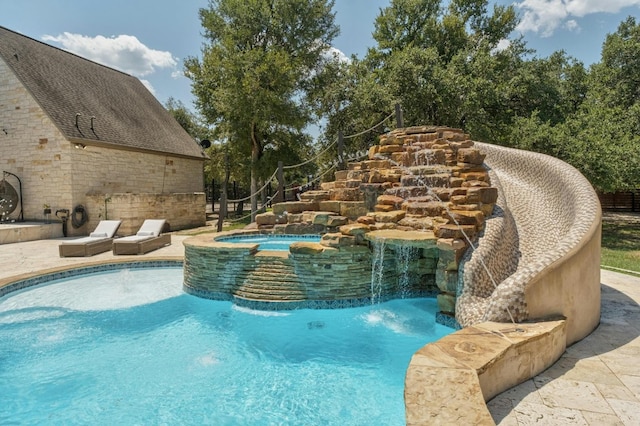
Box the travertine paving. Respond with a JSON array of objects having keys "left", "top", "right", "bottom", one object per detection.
[
  {"left": 488, "top": 269, "right": 640, "bottom": 425},
  {"left": 0, "top": 236, "right": 638, "bottom": 424}
]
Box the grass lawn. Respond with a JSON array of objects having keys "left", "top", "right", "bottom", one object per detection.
[{"left": 601, "top": 214, "right": 640, "bottom": 277}]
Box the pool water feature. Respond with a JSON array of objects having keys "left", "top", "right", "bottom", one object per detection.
[
  {"left": 0, "top": 267, "right": 452, "bottom": 425},
  {"left": 216, "top": 233, "right": 321, "bottom": 251}
]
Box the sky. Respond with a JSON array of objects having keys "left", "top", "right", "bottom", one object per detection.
[{"left": 2, "top": 0, "right": 640, "bottom": 115}]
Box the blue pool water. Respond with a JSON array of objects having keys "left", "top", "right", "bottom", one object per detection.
[
  {"left": 0, "top": 267, "right": 452, "bottom": 425},
  {"left": 217, "top": 234, "right": 322, "bottom": 251}
]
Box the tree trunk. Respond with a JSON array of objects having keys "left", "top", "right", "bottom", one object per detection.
[{"left": 250, "top": 123, "right": 260, "bottom": 222}]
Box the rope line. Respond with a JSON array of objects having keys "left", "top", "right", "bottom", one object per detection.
[
  {"left": 221, "top": 109, "right": 393, "bottom": 207},
  {"left": 226, "top": 169, "right": 278, "bottom": 203},
  {"left": 343, "top": 112, "right": 394, "bottom": 139},
  {"left": 282, "top": 137, "right": 338, "bottom": 170}
]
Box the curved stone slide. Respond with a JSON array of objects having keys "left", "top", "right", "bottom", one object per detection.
[
  {"left": 457, "top": 142, "right": 602, "bottom": 345},
  {"left": 405, "top": 142, "right": 602, "bottom": 425}
]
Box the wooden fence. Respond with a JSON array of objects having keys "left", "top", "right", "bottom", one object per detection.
[{"left": 598, "top": 190, "right": 640, "bottom": 212}]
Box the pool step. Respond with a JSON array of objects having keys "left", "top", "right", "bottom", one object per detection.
[{"left": 235, "top": 260, "right": 307, "bottom": 301}]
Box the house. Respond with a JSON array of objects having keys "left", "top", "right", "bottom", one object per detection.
[{"left": 0, "top": 26, "right": 207, "bottom": 236}]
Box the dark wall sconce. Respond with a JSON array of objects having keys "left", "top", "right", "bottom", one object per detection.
[{"left": 74, "top": 143, "right": 86, "bottom": 149}]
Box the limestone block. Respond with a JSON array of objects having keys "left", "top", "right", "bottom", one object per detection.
[
  {"left": 377, "top": 194, "right": 405, "bottom": 208},
  {"left": 397, "top": 216, "right": 438, "bottom": 230},
  {"left": 320, "top": 232, "right": 356, "bottom": 248},
  {"left": 413, "top": 149, "right": 446, "bottom": 166},
  {"left": 404, "top": 201, "right": 447, "bottom": 217},
  {"left": 457, "top": 148, "right": 486, "bottom": 165},
  {"left": 431, "top": 143, "right": 450, "bottom": 150},
  {"left": 340, "top": 223, "right": 371, "bottom": 236},
  {"left": 330, "top": 187, "right": 362, "bottom": 201},
  {"left": 309, "top": 211, "right": 338, "bottom": 225},
  {"left": 334, "top": 170, "right": 348, "bottom": 180},
  {"left": 462, "top": 179, "right": 490, "bottom": 188},
  {"left": 449, "top": 177, "right": 464, "bottom": 187},
  {"left": 443, "top": 209, "right": 485, "bottom": 227},
  {"left": 340, "top": 201, "right": 368, "bottom": 219},
  {"left": 401, "top": 173, "right": 451, "bottom": 188},
  {"left": 284, "top": 223, "right": 325, "bottom": 234},
  {"left": 345, "top": 179, "right": 361, "bottom": 188},
  {"left": 467, "top": 186, "right": 498, "bottom": 204},
  {"left": 372, "top": 210, "right": 406, "bottom": 223},
  {"left": 415, "top": 132, "right": 439, "bottom": 142},
  {"left": 286, "top": 213, "right": 304, "bottom": 223},
  {"left": 326, "top": 215, "right": 348, "bottom": 227},
  {"left": 480, "top": 203, "right": 495, "bottom": 217},
  {"left": 391, "top": 152, "right": 410, "bottom": 166},
  {"left": 363, "top": 159, "right": 392, "bottom": 169},
  {"left": 367, "top": 145, "right": 379, "bottom": 160},
  {"left": 290, "top": 242, "right": 325, "bottom": 254},
  {"left": 356, "top": 215, "right": 375, "bottom": 225},
  {"left": 449, "top": 140, "right": 474, "bottom": 150},
  {"left": 272, "top": 201, "right": 318, "bottom": 215},
  {"left": 318, "top": 200, "right": 341, "bottom": 213},
  {"left": 447, "top": 203, "right": 480, "bottom": 212},
  {"left": 434, "top": 223, "right": 476, "bottom": 240},
  {"left": 320, "top": 182, "right": 335, "bottom": 190},
  {"left": 375, "top": 204, "right": 394, "bottom": 212},
  {"left": 436, "top": 238, "right": 467, "bottom": 251},
  {"left": 438, "top": 248, "right": 465, "bottom": 271},
  {"left": 460, "top": 171, "right": 489, "bottom": 182},
  {"left": 441, "top": 129, "right": 467, "bottom": 141},
  {"left": 368, "top": 169, "right": 402, "bottom": 184},
  {"left": 299, "top": 190, "right": 330, "bottom": 202},
  {"left": 255, "top": 212, "right": 276, "bottom": 226},
  {"left": 437, "top": 292, "right": 457, "bottom": 313},
  {"left": 365, "top": 229, "right": 437, "bottom": 248}
]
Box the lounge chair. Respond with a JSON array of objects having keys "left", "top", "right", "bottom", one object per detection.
[
  {"left": 112, "top": 219, "right": 171, "bottom": 255},
  {"left": 59, "top": 220, "right": 122, "bottom": 257}
]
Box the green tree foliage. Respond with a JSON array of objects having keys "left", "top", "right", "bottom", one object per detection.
[
  {"left": 509, "top": 17, "right": 640, "bottom": 192},
  {"left": 185, "top": 0, "right": 339, "bottom": 216}
]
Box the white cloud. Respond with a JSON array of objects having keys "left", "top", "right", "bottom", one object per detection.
[
  {"left": 324, "top": 46, "right": 351, "bottom": 64},
  {"left": 515, "top": 0, "right": 640, "bottom": 36},
  {"left": 564, "top": 19, "right": 580, "bottom": 32},
  {"left": 491, "top": 38, "right": 512, "bottom": 54},
  {"left": 41, "top": 32, "right": 178, "bottom": 77}
]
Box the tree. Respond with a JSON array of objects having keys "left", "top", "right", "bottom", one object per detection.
[
  {"left": 185, "top": 0, "right": 339, "bottom": 219},
  {"left": 506, "top": 17, "right": 640, "bottom": 193},
  {"left": 320, "top": 0, "right": 521, "bottom": 149}
]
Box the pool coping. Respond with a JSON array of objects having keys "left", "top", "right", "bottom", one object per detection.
[{"left": 0, "top": 256, "right": 183, "bottom": 296}]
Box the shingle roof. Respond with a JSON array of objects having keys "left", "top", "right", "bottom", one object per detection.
[{"left": 0, "top": 26, "right": 205, "bottom": 159}]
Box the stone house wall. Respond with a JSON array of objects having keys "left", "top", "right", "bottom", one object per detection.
[
  {"left": 0, "top": 57, "right": 205, "bottom": 235},
  {"left": 85, "top": 192, "right": 206, "bottom": 235}
]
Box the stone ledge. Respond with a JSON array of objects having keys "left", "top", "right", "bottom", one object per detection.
[{"left": 405, "top": 318, "right": 566, "bottom": 425}]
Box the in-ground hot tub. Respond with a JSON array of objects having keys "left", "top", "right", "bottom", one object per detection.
[
  {"left": 182, "top": 230, "right": 440, "bottom": 311},
  {"left": 215, "top": 233, "right": 321, "bottom": 251}
]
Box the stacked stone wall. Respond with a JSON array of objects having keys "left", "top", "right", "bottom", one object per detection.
[{"left": 85, "top": 192, "right": 206, "bottom": 235}]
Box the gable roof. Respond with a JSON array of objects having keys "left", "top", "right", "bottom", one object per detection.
[{"left": 0, "top": 26, "right": 205, "bottom": 159}]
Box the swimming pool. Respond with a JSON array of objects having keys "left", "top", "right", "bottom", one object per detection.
[
  {"left": 216, "top": 233, "right": 322, "bottom": 251},
  {"left": 0, "top": 267, "right": 452, "bottom": 424}
]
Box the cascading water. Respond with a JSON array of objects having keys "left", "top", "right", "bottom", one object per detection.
[
  {"left": 370, "top": 150, "right": 518, "bottom": 326},
  {"left": 370, "top": 240, "right": 386, "bottom": 304},
  {"left": 395, "top": 244, "right": 419, "bottom": 298}
]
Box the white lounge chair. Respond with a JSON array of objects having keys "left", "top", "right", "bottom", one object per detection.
[
  {"left": 112, "top": 219, "right": 171, "bottom": 255},
  {"left": 59, "top": 220, "right": 122, "bottom": 257}
]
